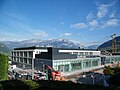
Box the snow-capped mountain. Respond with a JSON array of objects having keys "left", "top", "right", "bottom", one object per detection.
[{"left": 1, "top": 38, "right": 83, "bottom": 50}]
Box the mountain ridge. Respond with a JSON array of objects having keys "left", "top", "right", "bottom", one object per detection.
[
  {"left": 0, "top": 42, "right": 9, "bottom": 54},
  {"left": 1, "top": 38, "right": 83, "bottom": 50},
  {"left": 98, "top": 36, "right": 120, "bottom": 52}
]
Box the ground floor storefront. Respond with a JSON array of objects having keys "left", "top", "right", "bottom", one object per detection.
[{"left": 53, "top": 57, "right": 101, "bottom": 73}]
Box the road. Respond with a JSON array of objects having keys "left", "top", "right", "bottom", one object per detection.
[
  {"left": 76, "top": 72, "right": 104, "bottom": 85},
  {"left": 67, "top": 69, "right": 105, "bottom": 85}
]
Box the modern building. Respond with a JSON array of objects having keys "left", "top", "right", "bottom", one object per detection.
[{"left": 10, "top": 46, "right": 120, "bottom": 74}]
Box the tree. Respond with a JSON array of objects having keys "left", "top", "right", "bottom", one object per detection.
[
  {"left": 0, "top": 54, "right": 8, "bottom": 80},
  {"left": 103, "top": 66, "right": 114, "bottom": 75}
]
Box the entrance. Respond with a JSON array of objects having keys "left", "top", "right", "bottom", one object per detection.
[{"left": 58, "top": 65, "right": 69, "bottom": 72}]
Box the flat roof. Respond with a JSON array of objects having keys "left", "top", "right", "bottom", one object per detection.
[{"left": 14, "top": 46, "right": 98, "bottom": 51}]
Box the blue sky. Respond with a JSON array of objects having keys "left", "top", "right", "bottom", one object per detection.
[{"left": 0, "top": 0, "right": 120, "bottom": 46}]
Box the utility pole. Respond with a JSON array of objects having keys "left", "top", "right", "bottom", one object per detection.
[
  {"left": 111, "top": 34, "right": 116, "bottom": 53},
  {"left": 32, "top": 58, "right": 34, "bottom": 79}
]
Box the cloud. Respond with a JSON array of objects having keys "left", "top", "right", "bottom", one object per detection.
[
  {"left": 86, "top": 12, "right": 95, "bottom": 21},
  {"left": 89, "top": 20, "right": 98, "bottom": 26},
  {"left": 106, "top": 19, "right": 119, "bottom": 26},
  {"left": 70, "top": 0, "right": 119, "bottom": 30},
  {"left": 97, "top": 4, "right": 109, "bottom": 18},
  {"left": 96, "top": 0, "right": 118, "bottom": 19},
  {"left": 109, "top": 11, "right": 116, "bottom": 18},
  {"left": 101, "top": 19, "right": 119, "bottom": 29},
  {"left": 33, "top": 30, "right": 48, "bottom": 37},
  {"left": 64, "top": 33, "right": 72, "bottom": 36},
  {"left": 59, "top": 33, "right": 72, "bottom": 37},
  {"left": 71, "top": 23, "right": 87, "bottom": 29},
  {"left": 88, "top": 20, "right": 99, "bottom": 30}
]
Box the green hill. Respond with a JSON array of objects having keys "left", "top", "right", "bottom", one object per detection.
[
  {"left": 98, "top": 36, "right": 120, "bottom": 52},
  {"left": 0, "top": 42, "right": 9, "bottom": 54}
]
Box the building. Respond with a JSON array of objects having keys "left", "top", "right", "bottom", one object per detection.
[
  {"left": 10, "top": 46, "right": 102, "bottom": 73},
  {"left": 11, "top": 46, "right": 48, "bottom": 68}
]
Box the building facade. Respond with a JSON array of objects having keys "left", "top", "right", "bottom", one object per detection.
[
  {"left": 10, "top": 47, "right": 101, "bottom": 72},
  {"left": 10, "top": 46, "right": 120, "bottom": 74}
]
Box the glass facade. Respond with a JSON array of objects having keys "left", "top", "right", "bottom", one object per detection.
[
  {"left": 53, "top": 57, "right": 101, "bottom": 73},
  {"left": 53, "top": 56, "right": 120, "bottom": 73},
  {"left": 104, "top": 56, "right": 120, "bottom": 64}
]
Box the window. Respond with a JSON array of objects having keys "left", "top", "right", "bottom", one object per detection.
[
  {"left": 24, "top": 52, "right": 27, "bottom": 57},
  {"left": 28, "top": 59, "right": 32, "bottom": 64},
  {"left": 79, "top": 52, "right": 84, "bottom": 56},
  {"left": 16, "top": 57, "right": 19, "bottom": 62},
  {"left": 17, "top": 52, "right": 19, "bottom": 56},
  {"left": 29, "top": 51, "right": 33, "bottom": 57},
  {"left": 90, "top": 52, "right": 93, "bottom": 56},
  {"left": 20, "top": 52, "right": 23, "bottom": 57},
  {"left": 85, "top": 52, "right": 88, "bottom": 56},
  {"left": 24, "top": 58, "right": 27, "bottom": 63},
  {"left": 85, "top": 61, "right": 91, "bottom": 68},
  {"left": 92, "top": 60, "right": 98, "bottom": 66},
  {"left": 14, "top": 52, "right": 16, "bottom": 56},
  {"left": 71, "top": 62, "right": 82, "bottom": 70},
  {"left": 20, "top": 58, "right": 23, "bottom": 62},
  {"left": 73, "top": 52, "right": 78, "bottom": 55}
]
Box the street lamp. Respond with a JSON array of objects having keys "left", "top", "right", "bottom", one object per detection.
[{"left": 91, "top": 75, "right": 95, "bottom": 85}]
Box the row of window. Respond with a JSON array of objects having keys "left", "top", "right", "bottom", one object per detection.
[
  {"left": 12, "top": 57, "right": 32, "bottom": 64},
  {"left": 72, "top": 52, "right": 94, "bottom": 56},
  {"left": 11, "top": 51, "right": 33, "bottom": 57},
  {"left": 105, "top": 57, "right": 120, "bottom": 64}
]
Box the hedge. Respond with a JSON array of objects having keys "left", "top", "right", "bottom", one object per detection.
[{"left": 0, "top": 54, "right": 8, "bottom": 81}]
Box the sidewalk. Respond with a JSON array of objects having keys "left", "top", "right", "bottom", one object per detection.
[{"left": 61, "top": 65, "right": 104, "bottom": 77}]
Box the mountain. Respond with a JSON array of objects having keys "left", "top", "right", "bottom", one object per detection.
[
  {"left": 0, "top": 42, "right": 9, "bottom": 54},
  {"left": 87, "top": 45, "right": 99, "bottom": 50},
  {"left": 98, "top": 36, "right": 120, "bottom": 52},
  {"left": 1, "top": 39, "right": 83, "bottom": 50}
]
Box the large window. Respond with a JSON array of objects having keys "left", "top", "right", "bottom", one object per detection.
[
  {"left": 71, "top": 62, "right": 82, "bottom": 70},
  {"left": 57, "top": 64, "right": 69, "bottom": 72},
  {"left": 92, "top": 60, "right": 98, "bottom": 66},
  {"left": 105, "top": 58, "right": 111, "bottom": 64},
  {"left": 85, "top": 60, "right": 91, "bottom": 68},
  {"left": 64, "top": 65, "right": 69, "bottom": 72}
]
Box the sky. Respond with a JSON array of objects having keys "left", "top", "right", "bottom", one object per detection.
[{"left": 0, "top": 0, "right": 120, "bottom": 46}]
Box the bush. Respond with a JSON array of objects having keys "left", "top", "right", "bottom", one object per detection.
[
  {"left": 0, "top": 80, "right": 110, "bottom": 90},
  {"left": 0, "top": 54, "right": 8, "bottom": 81},
  {"left": 23, "top": 80, "right": 41, "bottom": 90}
]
